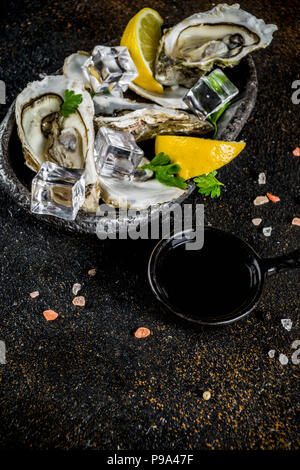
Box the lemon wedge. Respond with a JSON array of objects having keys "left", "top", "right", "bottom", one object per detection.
[
  {"left": 121, "top": 8, "right": 164, "bottom": 94},
  {"left": 155, "top": 136, "right": 246, "bottom": 180}
]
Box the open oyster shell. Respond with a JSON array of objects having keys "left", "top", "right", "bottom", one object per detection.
[
  {"left": 155, "top": 3, "right": 277, "bottom": 87},
  {"left": 99, "top": 176, "right": 185, "bottom": 210},
  {"left": 99, "top": 158, "right": 185, "bottom": 210},
  {"left": 63, "top": 51, "right": 189, "bottom": 111},
  {"left": 15, "top": 75, "right": 100, "bottom": 212}
]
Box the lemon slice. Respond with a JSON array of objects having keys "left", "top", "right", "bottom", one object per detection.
[
  {"left": 121, "top": 8, "right": 164, "bottom": 94},
  {"left": 155, "top": 136, "right": 246, "bottom": 180}
]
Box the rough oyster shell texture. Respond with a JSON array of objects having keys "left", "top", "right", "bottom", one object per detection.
[
  {"left": 94, "top": 106, "right": 213, "bottom": 141},
  {"left": 155, "top": 3, "right": 277, "bottom": 87}
]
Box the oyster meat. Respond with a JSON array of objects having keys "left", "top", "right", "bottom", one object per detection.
[
  {"left": 15, "top": 75, "right": 100, "bottom": 212},
  {"left": 94, "top": 106, "right": 212, "bottom": 141},
  {"left": 99, "top": 175, "right": 185, "bottom": 210},
  {"left": 155, "top": 3, "right": 277, "bottom": 87}
]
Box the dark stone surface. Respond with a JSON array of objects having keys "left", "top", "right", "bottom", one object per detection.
[{"left": 0, "top": 0, "right": 299, "bottom": 451}]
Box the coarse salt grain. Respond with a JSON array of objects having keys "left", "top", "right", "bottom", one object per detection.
[
  {"left": 279, "top": 353, "right": 288, "bottom": 365},
  {"left": 252, "top": 218, "right": 262, "bottom": 226},
  {"left": 281, "top": 319, "right": 292, "bottom": 331},
  {"left": 134, "top": 327, "right": 151, "bottom": 338},
  {"left": 268, "top": 350, "right": 275, "bottom": 358},
  {"left": 266, "top": 192, "right": 280, "bottom": 203},
  {"left": 262, "top": 227, "right": 272, "bottom": 237},
  {"left": 203, "top": 391, "right": 211, "bottom": 401},
  {"left": 29, "top": 291, "right": 39, "bottom": 298},
  {"left": 292, "top": 147, "right": 300, "bottom": 157},
  {"left": 72, "top": 283, "right": 82, "bottom": 296},
  {"left": 258, "top": 172, "right": 266, "bottom": 184},
  {"left": 292, "top": 217, "right": 300, "bottom": 226},
  {"left": 72, "top": 296, "right": 85, "bottom": 307},
  {"left": 43, "top": 310, "right": 58, "bottom": 321},
  {"left": 254, "top": 196, "right": 269, "bottom": 206}
]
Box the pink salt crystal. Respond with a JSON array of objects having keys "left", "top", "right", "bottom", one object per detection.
[
  {"left": 266, "top": 192, "right": 280, "bottom": 203},
  {"left": 292, "top": 147, "right": 300, "bottom": 157},
  {"left": 254, "top": 196, "right": 269, "bottom": 206},
  {"left": 88, "top": 269, "right": 96, "bottom": 276},
  {"left": 292, "top": 217, "right": 300, "bottom": 226},
  {"left": 135, "top": 327, "right": 151, "bottom": 338},
  {"left": 72, "top": 283, "right": 82, "bottom": 296},
  {"left": 252, "top": 218, "right": 262, "bottom": 226},
  {"left": 72, "top": 296, "right": 85, "bottom": 307},
  {"left": 43, "top": 310, "right": 58, "bottom": 321},
  {"left": 29, "top": 291, "right": 39, "bottom": 298}
]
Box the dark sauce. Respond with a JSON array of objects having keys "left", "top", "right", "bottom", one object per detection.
[{"left": 156, "top": 230, "right": 260, "bottom": 322}]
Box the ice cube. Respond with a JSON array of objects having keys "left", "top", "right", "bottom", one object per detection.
[
  {"left": 183, "top": 68, "right": 239, "bottom": 119},
  {"left": 31, "top": 162, "right": 85, "bottom": 220},
  {"left": 94, "top": 127, "right": 144, "bottom": 179},
  {"left": 83, "top": 46, "right": 138, "bottom": 94}
]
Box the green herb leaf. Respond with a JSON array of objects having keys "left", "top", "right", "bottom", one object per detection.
[
  {"left": 89, "top": 90, "right": 96, "bottom": 98},
  {"left": 141, "top": 152, "right": 187, "bottom": 190},
  {"left": 207, "top": 101, "right": 231, "bottom": 136},
  {"left": 149, "top": 152, "right": 171, "bottom": 167},
  {"left": 61, "top": 89, "right": 83, "bottom": 117},
  {"left": 155, "top": 167, "right": 187, "bottom": 189},
  {"left": 194, "top": 170, "right": 224, "bottom": 198}
]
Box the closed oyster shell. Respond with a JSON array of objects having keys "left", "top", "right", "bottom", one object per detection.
[
  {"left": 94, "top": 106, "right": 212, "bottom": 141},
  {"left": 155, "top": 3, "right": 277, "bottom": 87}
]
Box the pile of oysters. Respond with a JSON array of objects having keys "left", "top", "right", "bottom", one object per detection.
[{"left": 15, "top": 4, "right": 277, "bottom": 212}]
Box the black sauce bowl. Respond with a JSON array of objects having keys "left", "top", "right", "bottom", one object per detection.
[{"left": 148, "top": 227, "right": 300, "bottom": 325}]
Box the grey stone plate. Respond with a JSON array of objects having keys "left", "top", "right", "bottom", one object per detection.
[{"left": 0, "top": 56, "right": 257, "bottom": 235}]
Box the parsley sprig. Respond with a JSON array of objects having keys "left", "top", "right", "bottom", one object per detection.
[
  {"left": 207, "top": 101, "right": 231, "bottom": 136},
  {"left": 141, "top": 152, "right": 187, "bottom": 190},
  {"left": 60, "top": 89, "right": 83, "bottom": 118},
  {"left": 194, "top": 170, "right": 224, "bottom": 198}
]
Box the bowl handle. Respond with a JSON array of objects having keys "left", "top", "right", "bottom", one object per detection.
[{"left": 262, "top": 249, "right": 300, "bottom": 276}]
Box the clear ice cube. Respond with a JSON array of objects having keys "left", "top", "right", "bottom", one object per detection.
[
  {"left": 183, "top": 68, "right": 239, "bottom": 119},
  {"left": 83, "top": 46, "right": 138, "bottom": 94},
  {"left": 94, "top": 127, "right": 144, "bottom": 179},
  {"left": 31, "top": 162, "right": 86, "bottom": 221}
]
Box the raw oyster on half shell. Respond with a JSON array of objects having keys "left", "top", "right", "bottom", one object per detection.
[
  {"left": 63, "top": 51, "right": 189, "bottom": 111},
  {"left": 155, "top": 3, "right": 277, "bottom": 87},
  {"left": 98, "top": 159, "right": 185, "bottom": 210},
  {"left": 15, "top": 75, "right": 100, "bottom": 212}
]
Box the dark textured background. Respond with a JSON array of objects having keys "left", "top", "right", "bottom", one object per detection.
[{"left": 0, "top": 0, "right": 299, "bottom": 451}]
